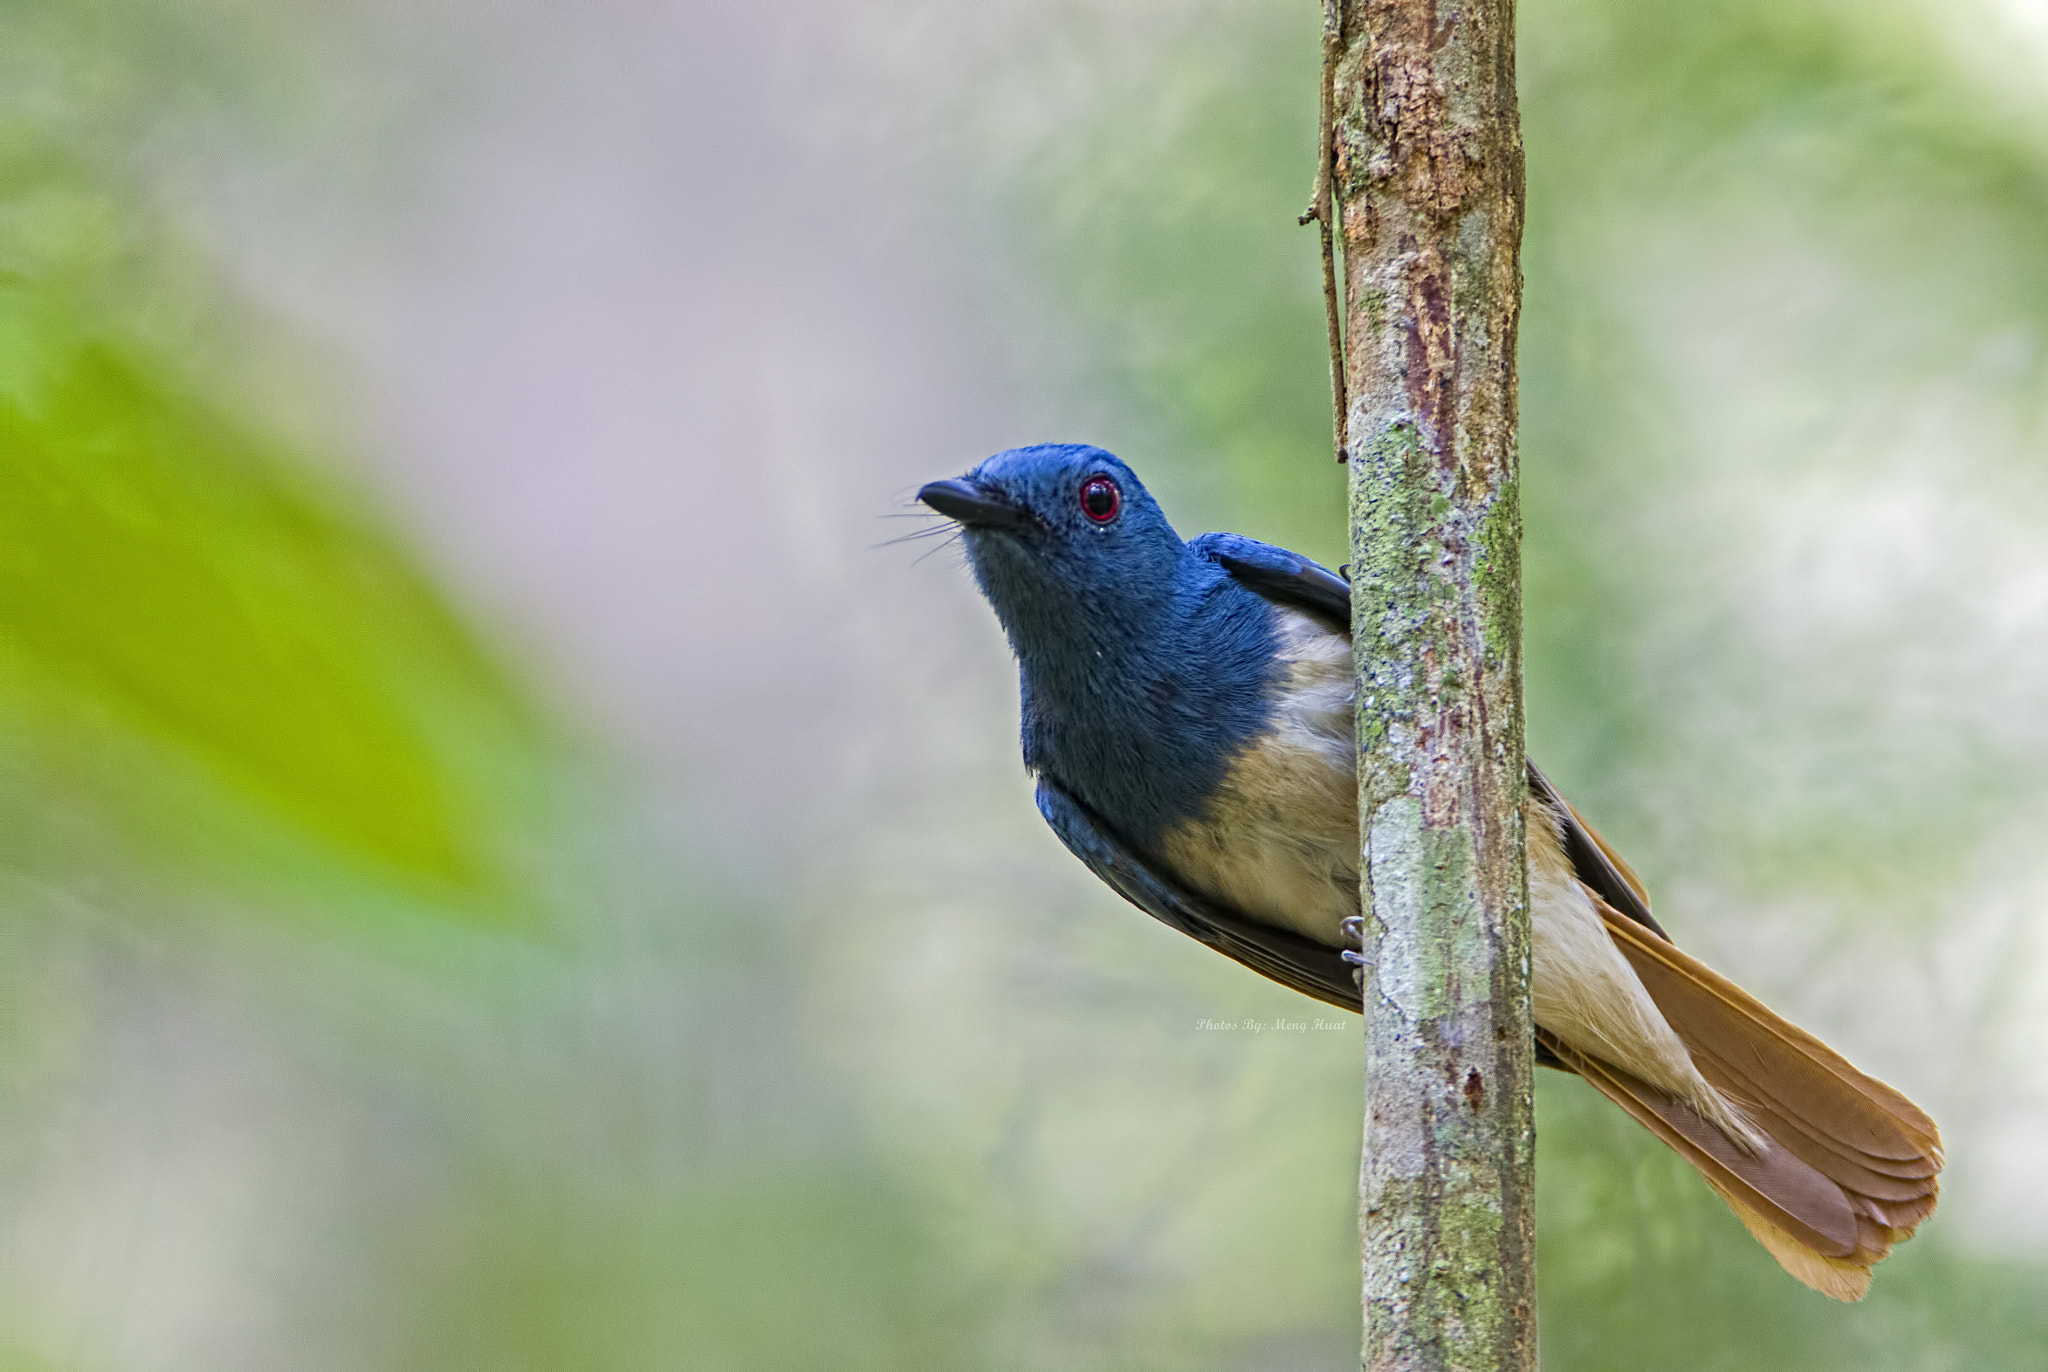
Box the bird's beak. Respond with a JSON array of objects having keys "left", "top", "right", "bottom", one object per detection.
[{"left": 917, "top": 478, "right": 1039, "bottom": 534}]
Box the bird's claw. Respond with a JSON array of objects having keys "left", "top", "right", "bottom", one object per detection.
[{"left": 1341, "top": 949, "right": 1367, "bottom": 966}]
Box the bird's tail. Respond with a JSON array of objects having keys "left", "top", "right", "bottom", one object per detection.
[{"left": 1541, "top": 905, "right": 1943, "bottom": 1303}]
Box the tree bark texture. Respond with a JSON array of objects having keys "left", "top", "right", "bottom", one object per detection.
[{"left": 1331, "top": 2, "right": 1533, "bottom": 1369}]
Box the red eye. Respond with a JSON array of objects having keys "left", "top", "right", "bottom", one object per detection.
[{"left": 1079, "top": 475, "right": 1121, "bottom": 523}]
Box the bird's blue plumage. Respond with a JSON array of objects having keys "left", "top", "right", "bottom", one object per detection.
[
  {"left": 952, "top": 444, "right": 1285, "bottom": 847},
  {"left": 1188, "top": 532, "right": 1352, "bottom": 632}
]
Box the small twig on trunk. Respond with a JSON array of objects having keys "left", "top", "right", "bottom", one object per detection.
[{"left": 1300, "top": 0, "right": 1347, "bottom": 463}]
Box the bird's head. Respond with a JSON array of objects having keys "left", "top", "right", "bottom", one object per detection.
[
  {"left": 917, "top": 444, "right": 1186, "bottom": 653},
  {"left": 918, "top": 443, "right": 1276, "bottom": 831}
]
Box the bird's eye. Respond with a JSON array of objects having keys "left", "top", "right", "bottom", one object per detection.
[{"left": 1079, "top": 475, "right": 1121, "bottom": 523}]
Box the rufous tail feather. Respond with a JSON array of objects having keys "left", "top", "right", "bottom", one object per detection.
[{"left": 1549, "top": 897, "right": 1941, "bottom": 1301}]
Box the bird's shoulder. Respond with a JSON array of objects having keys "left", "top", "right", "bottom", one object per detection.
[{"left": 1187, "top": 532, "right": 1349, "bottom": 633}]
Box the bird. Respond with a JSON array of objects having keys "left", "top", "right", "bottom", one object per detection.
[{"left": 917, "top": 442, "right": 1941, "bottom": 1302}]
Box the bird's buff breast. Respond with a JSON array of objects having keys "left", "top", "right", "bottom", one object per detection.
[{"left": 1154, "top": 609, "right": 1360, "bottom": 944}]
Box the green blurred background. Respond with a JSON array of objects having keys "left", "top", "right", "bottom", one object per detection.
[{"left": 4, "top": 0, "right": 2047, "bottom": 1367}]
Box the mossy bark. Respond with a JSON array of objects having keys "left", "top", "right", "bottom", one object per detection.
[{"left": 1330, "top": 2, "right": 1533, "bottom": 1368}]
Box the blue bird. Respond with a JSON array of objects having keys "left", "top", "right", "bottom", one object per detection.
[{"left": 919, "top": 443, "right": 1941, "bottom": 1300}]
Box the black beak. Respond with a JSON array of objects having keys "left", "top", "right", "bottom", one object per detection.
[{"left": 917, "top": 478, "right": 1039, "bottom": 534}]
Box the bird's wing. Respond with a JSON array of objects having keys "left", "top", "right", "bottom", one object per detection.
[
  {"left": 1526, "top": 762, "right": 1669, "bottom": 940},
  {"left": 1192, "top": 532, "right": 1667, "bottom": 941},
  {"left": 1036, "top": 776, "right": 1363, "bottom": 1013},
  {"left": 1188, "top": 532, "right": 1351, "bottom": 633}
]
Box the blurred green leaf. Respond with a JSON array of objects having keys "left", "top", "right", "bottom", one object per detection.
[
  {"left": 0, "top": 275, "right": 544, "bottom": 907},
  {"left": 0, "top": 0, "right": 550, "bottom": 915}
]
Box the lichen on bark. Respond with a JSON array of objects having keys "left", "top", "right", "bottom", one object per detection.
[{"left": 1330, "top": 1, "right": 1534, "bottom": 1369}]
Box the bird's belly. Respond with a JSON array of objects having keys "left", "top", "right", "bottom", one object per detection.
[
  {"left": 1154, "top": 739, "right": 1359, "bottom": 943},
  {"left": 1153, "top": 607, "right": 1358, "bottom": 944}
]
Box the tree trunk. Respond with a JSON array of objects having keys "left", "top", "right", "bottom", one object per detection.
[{"left": 1324, "top": 1, "right": 1534, "bottom": 1368}]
